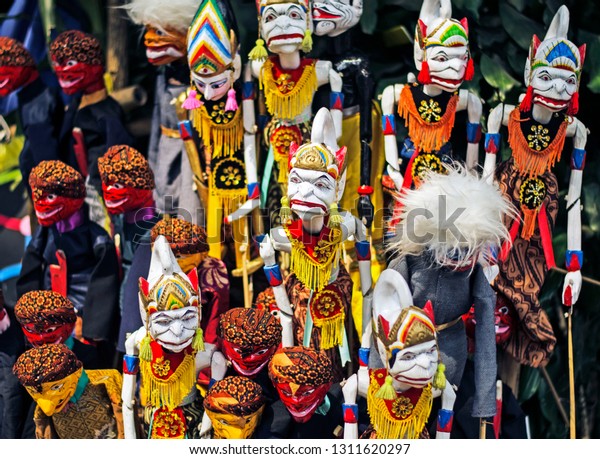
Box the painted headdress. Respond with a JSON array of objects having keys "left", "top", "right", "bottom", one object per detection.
[
  {"left": 204, "top": 376, "right": 265, "bottom": 416},
  {"left": 521, "top": 5, "right": 585, "bottom": 115},
  {"left": 268, "top": 345, "right": 333, "bottom": 386},
  {"left": 125, "top": 0, "right": 199, "bottom": 32},
  {"left": 249, "top": 0, "right": 313, "bottom": 61},
  {"left": 15, "top": 291, "right": 76, "bottom": 328},
  {"left": 413, "top": 0, "right": 473, "bottom": 84},
  {"left": 29, "top": 160, "right": 85, "bottom": 200},
  {"left": 98, "top": 145, "right": 155, "bottom": 190}
]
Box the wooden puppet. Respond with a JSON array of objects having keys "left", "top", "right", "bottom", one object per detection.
[
  {"left": 247, "top": 0, "right": 344, "bottom": 221},
  {"left": 482, "top": 5, "right": 587, "bottom": 367},
  {"left": 258, "top": 108, "right": 372, "bottom": 381},
  {"left": 16, "top": 160, "right": 120, "bottom": 353},
  {"left": 124, "top": 0, "right": 202, "bottom": 220},
  {"left": 387, "top": 165, "right": 515, "bottom": 425},
  {"left": 342, "top": 269, "right": 455, "bottom": 439},
  {"left": 0, "top": 37, "right": 64, "bottom": 190},
  {"left": 380, "top": 0, "right": 482, "bottom": 222},
  {"left": 13, "top": 344, "right": 123, "bottom": 439},
  {"left": 121, "top": 235, "right": 218, "bottom": 439}
]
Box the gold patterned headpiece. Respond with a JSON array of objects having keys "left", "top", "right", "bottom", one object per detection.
[
  {"left": 288, "top": 142, "right": 346, "bottom": 180},
  {"left": 375, "top": 302, "right": 436, "bottom": 353},
  {"left": 256, "top": 0, "right": 309, "bottom": 13},
  {"left": 139, "top": 271, "right": 199, "bottom": 316}
]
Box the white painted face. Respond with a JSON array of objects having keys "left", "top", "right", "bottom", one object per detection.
[
  {"left": 426, "top": 44, "right": 469, "bottom": 92},
  {"left": 530, "top": 66, "right": 578, "bottom": 112},
  {"left": 288, "top": 168, "right": 337, "bottom": 220},
  {"left": 192, "top": 54, "right": 242, "bottom": 101},
  {"left": 312, "top": 0, "right": 362, "bottom": 37},
  {"left": 377, "top": 340, "right": 438, "bottom": 390},
  {"left": 261, "top": 4, "right": 308, "bottom": 54},
  {"left": 148, "top": 306, "right": 199, "bottom": 353}
]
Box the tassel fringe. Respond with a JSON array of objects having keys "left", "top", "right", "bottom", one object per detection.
[
  {"left": 520, "top": 86, "right": 534, "bottom": 112},
  {"left": 192, "top": 328, "right": 205, "bottom": 352},
  {"left": 190, "top": 104, "right": 243, "bottom": 158},
  {"left": 398, "top": 85, "right": 458, "bottom": 153},
  {"left": 520, "top": 207, "right": 538, "bottom": 241},
  {"left": 375, "top": 376, "right": 396, "bottom": 400},
  {"left": 433, "top": 362, "right": 446, "bottom": 390},
  {"left": 182, "top": 89, "right": 202, "bottom": 110},
  {"left": 225, "top": 88, "right": 239, "bottom": 112},
  {"left": 140, "top": 353, "right": 196, "bottom": 410},
  {"left": 139, "top": 334, "right": 152, "bottom": 361},
  {"left": 280, "top": 196, "right": 292, "bottom": 226},
  {"left": 328, "top": 203, "right": 343, "bottom": 229},
  {"left": 249, "top": 38, "right": 268, "bottom": 62},
  {"left": 465, "top": 57, "right": 475, "bottom": 81},
  {"left": 417, "top": 61, "right": 432, "bottom": 85},
  {"left": 301, "top": 30, "right": 313, "bottom": 54}
]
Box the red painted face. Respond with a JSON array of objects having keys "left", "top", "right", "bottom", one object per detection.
[
  {"left": 53, "top": 60, "right": 104, "bottom": 95},
  {"left": 464, "top": 294, "right": 517, "bottom": 348},
  {"left": 33, "top": 193, "right": 84, "bottom": 226},
  {"left": 101, "top": 182, "right": 153, "bottom": 215},
  {"left": 0, "top": 65, "right": 37, "bottom": 97},
  {"left": 21, "top": 322, "right": 75, "bottom": 347},
  {"left": 221, "top": 339, "right": 278, "bottom": 377},
  {"left": 274, "top": 381, "right": 331, "bottom": 423}
]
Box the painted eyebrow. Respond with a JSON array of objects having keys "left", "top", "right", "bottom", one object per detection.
[{"left": 286, "top": 5, "right": 304, "bottom": 14}]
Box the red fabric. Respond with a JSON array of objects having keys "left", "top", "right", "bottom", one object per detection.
[
  {"left": 465, "top": 57, "right": 475, "bottom": 81},
  {"left": 286, "top": 218, "right": 338, "bottom": 264},
  {"left": 499, "top": 218, "right": 521, "bottom": 263},
  {"left": 537, "top": 202, "right": 556, "bottom": 269},
  {"left": 0, "top": 213, "right": 22, "bottom": 232},
  {"left": 369, "top": 369, "right": 424, "bottom": 420},
  {"left": 149, "top": 341, "right": 193, "bottom": 381},
  {"left": 269, "top": 56, "right": 316, "bottom": 91}
]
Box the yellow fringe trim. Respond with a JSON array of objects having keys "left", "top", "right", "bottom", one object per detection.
[
  {"left": 398, "top": 84, "right": 458, "bottom": 153},
  {"left": 313, "top": 313, "right": 344, "bottom": 350},
  {"left": 508, "top": 108, "right": 567, "bottom": 178},
  {"left": 190, "top": 104, "right": 243, "bottom": 159},
  {"left": 284, "top": 226, "right": 342, "bottom": 292},
  {"left": 367, "top": 375, "right": 433, "bottom": 439},
  {"left": 140, "top": 353, "right": 196, "bottom": 411},
  {"left": 261, "top": 59, "right": 318, "bottom": 121}
]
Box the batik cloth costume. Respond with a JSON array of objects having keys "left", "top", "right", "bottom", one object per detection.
[
  {"left": 0, "top": 37, "right": 64, "bottom": 189},
  {"left": 125, "top": 0, "right": 201, "bottom": 219},
  {"left": 14, "top": 290, "right": 100, "bottom": 369},
  {"left": 13, "top": 344, "right": 123, "bottom": 439},
  {"left": 204, "top": 376, "right": 265, "bottom": 439},
  {"left": 50, "top": 30, "right": 133, "bottom": 197},
  {"left": 16, "top": 161, "right": 120, "bottom": 346},
  {"left": 118, "top": 217, "right": 229, "bottom": 353}
]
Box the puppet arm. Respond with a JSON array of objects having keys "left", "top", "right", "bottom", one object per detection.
[
  {"left": 316, "top": 60, "right": 343, "bottom": 139},
  {"left": 260, "top": 234, "right": 294, "bottom": 347},
  {"left": 357, "top": 322, "right": 372, "bottom": 399},
  {"left": 122, "top": 327, "right": 145, "bottom": 439},
  {"left": 199, "top": 351, "right": 228, "bottom": 438},
  {"left": 341, "top": 373, "right": 359, "bottom": 439},
  {"left": 381, "top": 84, "right": 404, "bottom": 190},
  {"left": 482, "top": 103, "right": 514, "bottom": 184},
  {"left": 562, "top": 118, "right": 588, "bottom": 306},
  {"left": 435, "top": 383, "right": 456, "bottom": 439},
  {"left": 458, "top": 90, "right": 483, "bottom": 171}
]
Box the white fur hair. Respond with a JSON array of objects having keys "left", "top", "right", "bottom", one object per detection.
[
  {"left": 389, "top": 163, "right": 517, "bottom": 268},
  {"left": 124, "top": 0, "right": 199, "bottom": 31}
]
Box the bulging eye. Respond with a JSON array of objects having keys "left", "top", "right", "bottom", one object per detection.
[
  {"left": 45, "top": 326, "right": 59, "bottom": 333},
  {"left": 46, "top": 194, "right": 57, "bottom": 201},
  {"left": 265, "top": 13, "right": 276, "bottom": 22},
  {"left": 155, "top": 29, "right": 165, "bottom": 36},
  {"left": 540, "top": 74, "right": 551, "bottom": 82},
  {"left": 434, "top": 56, "right": 448, "bottom": 62},
  {"left": 111, "top": 183, "right": 125, "bottom": 189},
  {"left": 255, "top": 349, "right": 269, "bottom": 356},
  {"left": 567, "top": 77, "right": 576, "bottom": 85},
  {"left": 290, "top": 11, "right": 301, "bottom": 19},
  {"left": 219, "top": 419, "right": 229, "bottom": 425},
  {"left": 499, "top": 306, "right": 509, "bottom": 314},
  {"left": 281, "top": 389, "right": 292, "bottom": 397},
  {"left": 303, "top": 388, "right": 315, "bottom": 395},
  {"left": 66, "top": 60, "right": 78, "bottom": 67}
]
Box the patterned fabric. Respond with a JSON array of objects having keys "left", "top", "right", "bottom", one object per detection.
[
  {"left": 204, "top": 376, "right": 265, "bottom": 416},
  {"left": 0, "top": 37, "right": 35, "bottom": 67},
  {"left": 29, "top": 160, "right": 85, "bottom": 200},
  {"left": 14, "top": 290, "right": 75, "bottom": 325},
  {"left": 49, "top": 30, "right": 104, "bottom": 65},
  {"left": 219, "top": 307, "right": 282, "bottom": 349},
  {"left": 151, "top": 217, "right": 209, "bottom": 256},
  {"left": 13, "top": 344, "right": 82, "bottom": 392},
  {"left": 254, "top": 287, "right": 277, "bottom": 311},
  {"left": 98, "top": 145, "right": 155, "bottom": 189},
  {"left": 268, "top": 346, "right": 333, "bottom": 387}
]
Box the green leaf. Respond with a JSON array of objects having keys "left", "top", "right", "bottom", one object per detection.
[
  {"left": 499, "top": 2, "right": 545, "bottom": 50},
  {"left": 480, "top": 53, "right": 520, "bottom": 95},
  {"left": 583, "top": 183, "right": 600, "bottom": 233},
  {"left": 361, "top": 0, "right": 378, "bottom": 35},
  {"left": 453, "top": 0, "right": 483, "bottom": 21},
  {"left": 519, "top": 365, "right": 542, "bottom": 402}
]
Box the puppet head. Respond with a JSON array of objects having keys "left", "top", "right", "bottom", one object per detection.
[
  {"left": 250, "top": 0, "right": 313, "bottom": 59},
  {"left": 372, "top": 270, "right": 440, "bottom": 392},
  {"left": 204, "top": 376, "right": 265, "bottom": 438},
  {"left": 285, "top": 108, "right": 347, "bottom": 224},
  {"left": 218, "top": 308, "right": 282, "bottom": 377},
  {"left": 98, "top": 145, "right": 155, "bottom": 215},
  {"left": 0, "top": 37, "right": 38, "bottom": 97},
  {"left": 521, "top": 5, "right": 585, "bottom": 115},
  {"left": 29, "top": 160, "right": 85, "bottom": 227},
  {"left": 49, "top": 30, "right": 105, "bottom": 95},
  {"left": 390, "top": 163, "right": 514, "bottom": 270},
  {"left": 312, "top": 0, "right": 362, "bottom": 37},
  {"left": 464, "top": 291, "right": 517, "bottom": 352},
  {"left": 13, "top": 344, "right": 83, "bottom": 416},
  {"left": 150, "top": 217, "right": 210, "bottom": 273},
  {"left": 15, "top": 291, "right": 76, "bottom": 347},
  {"left": 138, "top": 235, "right": 203, "bottom": 354},
  {"left": 255, "top": 287, "right": 280, "bottom": 315},
  {"left": 413, "top": 0, "right": 472, "bottom": 92},
  {"left": 186, "top": 0, "right": 241, "bottom": 104},
  {"left": 268, "top": 345, "right": 333, "bottom": 423},
  {"left": 125, "top": 0, "right": 198, "bottom": 66}
]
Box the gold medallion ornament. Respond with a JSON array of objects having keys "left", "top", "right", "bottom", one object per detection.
[
  {"left": 519, "top": 176, "right": 547, "bottom": 240},
  {"left": 411, "top": 153, "right": 447, "bottom": 188},
  {"left": 310, "top": 286, "right": 345, "bottom": 350}
]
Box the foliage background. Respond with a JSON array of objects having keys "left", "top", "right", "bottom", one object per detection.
[{"left": 1, "top": 0, "right": 599, "bottom": 439}]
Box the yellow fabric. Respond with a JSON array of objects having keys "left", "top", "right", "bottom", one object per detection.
[
  {"left": 140, "top": 352, "right": 196, "bottom": 410},
  {"left": 339, "top": 104, "right": 387, "bottom": 336}
]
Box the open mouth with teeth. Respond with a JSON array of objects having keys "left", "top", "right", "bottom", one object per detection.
[
  {"left": 58, "top": 75, "right": 84, "bottom": 89},
  {"left": 534, "top": 94, "right": 569, "bottom": 110},
  {"left": 0, "top": 78, "right": 9, "bottom": 89},
  {"left": 268, "top": 33, "right": 304, "bottom": 46},
  {"left": 232, "top": 358, "right": 269, "bottom": 376},
  {"left": 35, "top": 206, "right": 63, "bottom": 219},
  {"left": 313, "top": 8, "right": 341, "bottom": 20},
  {"left": 105, "top": 197, "right": 128, "bottom": 209},
  {"left": 287, "top": 399, "right": 321, "bottom": 419},
  {"left": 146, "top": 46, "right": 183, "bottom": 63},
  {"left": 431, "top": 76, "right": 463, "bottom": 87}
]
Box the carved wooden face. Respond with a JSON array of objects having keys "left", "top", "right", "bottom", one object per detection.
[
  {"left": 147, "top": 306, "right": 199, "bottom": 353},
  {"left": 425, "top": 43, "right": 469, "bottom": 92},
  {"left": 383, "top": 340, "right": 438, "bottom": 391},
  {"left": 529, "top": 66, "right": 578, "bottom": 112},
  {"left": 312, "top": 0, "right": 362, "bottom": 37},
  {"left": 261, "top": 3, "right": 308, "bottom": 54},
  {"left": 143, "top": 25, "right": 187, "bottom": 66},
  {"left": 191, "top": 64, "right": 239, "bottom": 101},
  {"left": 288, "top": 168, "right": 337, "bottom": 220}
]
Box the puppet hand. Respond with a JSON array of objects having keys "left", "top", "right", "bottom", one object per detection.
[
  {"left": 357, "top": 366, "right": 369, "bottom": 398},
  {"left": 386, "top": 165, "right": 404, "bottom": 192},
  {"left": 199, "top": 412, "right": 212, "bottom": 438},
  {"left": 357, "top": 195, "right": 374, "bottom": 229},
  {"left": 562, "top": 270, "right": 582, "bottom": 307},
  {"left": 483, "top": 264, "right": 499, "bottom": 283},
  {"left": 341, "top": 373, "right": 358, "bottom": 404},
  {"left": 0, "top": 310, "right": 9, "bottom": 334},
  {"left": 259, "top": 234, "right": 277, "bottom": 266},
  {"left": 211, "top": 351, "right": 228, "bottom": 381},
  {"left": 226, "top": 198, "right": 259, "bottom": 223}
]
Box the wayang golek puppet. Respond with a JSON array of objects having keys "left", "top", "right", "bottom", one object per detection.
[
  {"left": 121, "top": 235, "right": 222, "bottom": 439},
  {"left": 482, "top": 5, "right": 588, "bottom": 368},
  {"left": 13, "top": 344, "right": 123, "bottom": 439},
  {"left": 16, "top": 160, "right": 120, "bottom": 352},
  {"left": 245, "top": 0, "right": 344, "bottom": 220},
  {"left": 387, "top": 165, "right": 515, "bottom": 427},
  {"left": 381, "top": 0, "right": 482, "bottom": 229},
  {"left": 124, "top": 0, "right": 201, "bottom": 218},
  {"left": 259, "top": 108, "right": 372, "bottom": 379},
  {"left": 342, "top": 270, "right": 455, "bottom": 439},
  {"left": 0, "top": 37, "right": 64, "bottom": 188}
]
